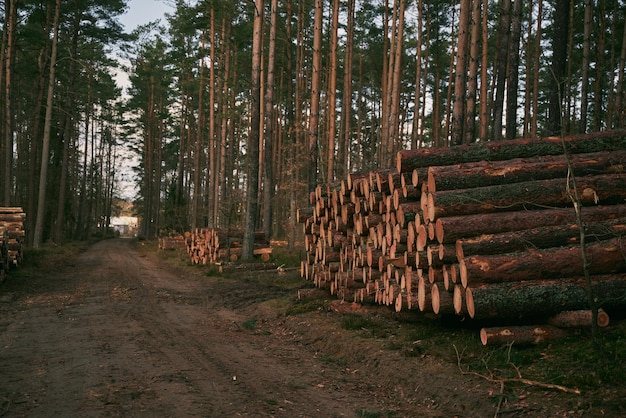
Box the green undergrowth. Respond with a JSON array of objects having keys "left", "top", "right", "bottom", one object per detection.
[{"left": 16, "top": 241, "right": 90, "bottom": 273}]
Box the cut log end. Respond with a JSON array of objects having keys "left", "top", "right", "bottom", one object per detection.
[{"left": 465, "top": 287, "right": 475, "bottom": 318}]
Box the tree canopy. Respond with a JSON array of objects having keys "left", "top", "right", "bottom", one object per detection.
[{"left": 1, "top": 0, "right": 624, "bottom": 246}]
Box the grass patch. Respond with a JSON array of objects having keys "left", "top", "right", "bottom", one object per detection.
[
  {"left": 241, "top": 318, "right": 257, "bottom": 330},
  {"left": 319, "top": 355, "right": 347, "bottom": 367},
  {"left": 20, "top": 241, "right": 89, "bottom": 270},
  {"left": 285, "top": 298, "right": 328, "bottom": 315},
  {"left": 271, "top": 246, "right": 304, "bottom": 268}
]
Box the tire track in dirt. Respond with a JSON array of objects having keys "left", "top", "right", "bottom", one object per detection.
[
  {"left": 0, "top": 238, "right": 386, "bottom": 417},
  {"left": 108, "top": 239, "right": 382, "bottom": 417}
]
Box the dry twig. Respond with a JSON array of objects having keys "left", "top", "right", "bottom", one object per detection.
[{"left": 453, "top": 344, "right": 581, "bottom": 399}]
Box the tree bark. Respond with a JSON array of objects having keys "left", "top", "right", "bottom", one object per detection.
[
  {"left": 480, "top": 325, "right": 569, "bottom": 346},
  {"left": 436, "top": 203, "right": 626, "bottom": 244},
  {"left": 547, "top": 309, "right": 610, "bottom": 328},
  {"left": 464, "top": 0, "right": 481, "bottom": 145},
  {"left": 465, "top": 274, "right": 626, "bottom": 320},
  {"left": 326, "top": 0, "right": 339, "bottom": 183},
  {"left": 491, "top": 0, "right": 511, "bottom": 141},
  {"left": 426, "top": 150, "right": 626, "bottom": 192},
  {"left": 308, "top": 0, "right": 322, "bottom": 193},
  {"left": 428, "top": 173, "right": 626, "bottom": 220},
  {"left": 456, "top": 217, "right": 626, "bottom": 260},
  {"left": 191, "top": 29, "right": 206, "bottom": 231},
  {"left": 208, "top": 9, "right": 217, "bottom": 227},
  {"left": 579, "top": 0, "right": 593, "bottom": 133},
  {"left": 263, "top": 0, "right": 278, "bottom": 239},
  {"left": 243, "top": 0, "right": 264, "bottom": 260},
  {"left": 33, "top": 0, "right": 61, "bottom": 249},
  {"left": 451, "top": 0, "right": 471, "bottom": 145},
  {"left": 478, "top": 0, "right": 489, "bottom": 141},
  {"left": 397, "top": 130, "right": 626, "bottom": 173},
  {"left": 460, "top": 236, "right": 626, "bottom": 287},
  {"left": 547, "top": 0, "right": 570, "bottom": 135},
  {"left": 505, "top": 0, "right": 523, "bottom": 140},
  {"left": 3, "top": 0, "right": 17, "bottom": 206},
  {"left": 531, "top": 0, "right": 543, "bottom": 138}
]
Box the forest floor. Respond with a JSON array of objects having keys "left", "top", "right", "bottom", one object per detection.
[{"left": 0, "top": 238, "right": 624, "bottom": 417}]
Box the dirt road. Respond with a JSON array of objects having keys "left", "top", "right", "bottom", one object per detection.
[
  {"left": 0, "top": 239, "right": 397, "bottom": 417},
  {"left": 5, "top": 238, "right": 603, "bottom": 417}
]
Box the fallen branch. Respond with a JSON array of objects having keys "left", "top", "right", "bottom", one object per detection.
[{"left": 453, "top": 344, "right": 581, "bottom": 396}]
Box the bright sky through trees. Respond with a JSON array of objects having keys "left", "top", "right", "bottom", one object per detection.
[{"left": 119, "top": 0, "right": 173, "bottom": 31}]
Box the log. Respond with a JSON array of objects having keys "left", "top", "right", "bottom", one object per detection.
[
  {"left": 547, "top": 309, "right": 610, "bottom": 328},
  {"left": 222, "top": 246, "right": 272, "bottom": 262},
  {"left": 426, "top": 150, "right": 626, "bottom": 192},
  {"left": 0, "top": 214, "right": 26, "bottom": 223},
  {"left": 464, "top": 274, "right": 626, "bottom": 320},
  {"left": 297, "top": 288, "right": 329, "bottom": 300},
  {"left": 396, "top": 130, "right": 626, "bottom": 173},
  {"left": 0, "top": 207, "right": 25, "bottom": 214},
  {"left": 459, "top": 236, "right": 626, "bottom": 287},
  {"left": 158, "top": 235, "right": 187, "bottom": 250},
  {"left": 480, "top": 325, "right": 570, "bottom": 346},
  {"left": 427, "top": 173, "right": 626, "bottom": 221},
  {"left": 455, "top": 217, "right": 626, "bottom": 260},
  {"left": 435, "top": 204, "right": 626, "bottom": 244}
]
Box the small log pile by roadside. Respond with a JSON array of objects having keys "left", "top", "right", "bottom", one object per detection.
[
  {"left": 0, "top": 207, "right": 26, "bottom": 280},
  {"left": 185, "top": 228, "right": 272, "bottom": 264},
  {"left": 298, "top": 131, "right": 626, "bottom": 344},
  {"left": 158, "top": 231, "right": 187, "bottom": 251}
]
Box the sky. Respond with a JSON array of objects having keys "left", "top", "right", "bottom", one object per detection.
[
  {"left": 114, "top": 1, "right": 175, "bottom": 199},
  {"left": 119, "top": 0, "right": 174, "bottom": 32},
  {"left": 113, "top": 0, "right": 174, "bottom": 93}
]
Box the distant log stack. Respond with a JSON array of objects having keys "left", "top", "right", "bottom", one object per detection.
[
  {"left": 299, "top": 130, "right": 626, "bottom": 342},
  {"left": 0, "top": 207, "right": 26, "bottom": 280},
  {"left": 185, "top": 228, "right": 272, "bottom": 265},
  {"left": 158, "top": 232, "right": 187, "bottom": 251}
]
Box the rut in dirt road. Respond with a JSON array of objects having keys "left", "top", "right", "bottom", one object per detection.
[{"left": 0, "top": 239, "right": 381, "bottom": 417}]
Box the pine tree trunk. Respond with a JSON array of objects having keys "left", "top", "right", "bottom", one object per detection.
[
  {"left": 531, "top": 0, "right": 543, "bottom": 137},
  {"left": 592, "top": 0, "right": 606, "bottom": 132},
  {"left": 579, "top": 0, "right": 593, "bottom": 133},
  {"left": 505, "top": 0, "right": 523, "bottom": 140},
  {"left": 478, "top": 0, "right": 489, "bottom": 142},
  {"left": 3, "top": 0, "right": 17, "bottom": 205},
  {"left": 412, "top": 0, "right": 424, "bottom": 149},
  {"left": 308, "top": 0, "right": 322, "bottom": 193},
  {"left": 389, "top": 0, "right": 405, "bottom": 161},
  {"left": 548, "top": 0, "right": 570, "bottom": 135},
  {"left": 464, "top": 0, "right": 480, "bottom": 145},
  {"left": 191, "top": 29, "right": 205, "bottom": 231},
  {"left": 451, "top": 0, "right": 471, "bottom": 146},
  {"left": 33, "top": 0, "right": 60, "bottom": 249},
  {"left": 263, "top": 0, "right": 278, "bottom": 239},
  {"left": 326, "top": 0, "right": 339, "bottom": 183},
  {"left": 208, "top": 9, "right": 217, "bottom": 227},
  {"left": 243, "top": 0, "right": 264, "bottom": 260},
  {"left": 491, "top": 0, "right": 511, "bottom": 141},
  {"left": 339, "top": 0, "right": 355, "bottom": 179}
]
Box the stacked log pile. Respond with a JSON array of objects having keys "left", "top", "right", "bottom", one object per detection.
[
  {"left": 158, "top": 233, "right": 187, "bottom": 251},
  {"left": 185, "top": 228, "right": 272, "bottom": 264},
  {"left": 299, "top": 131, "right": 626, "bottom": 339},
  {"left": 0, "top": 207, "right": 26, "bottom": 280}
]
